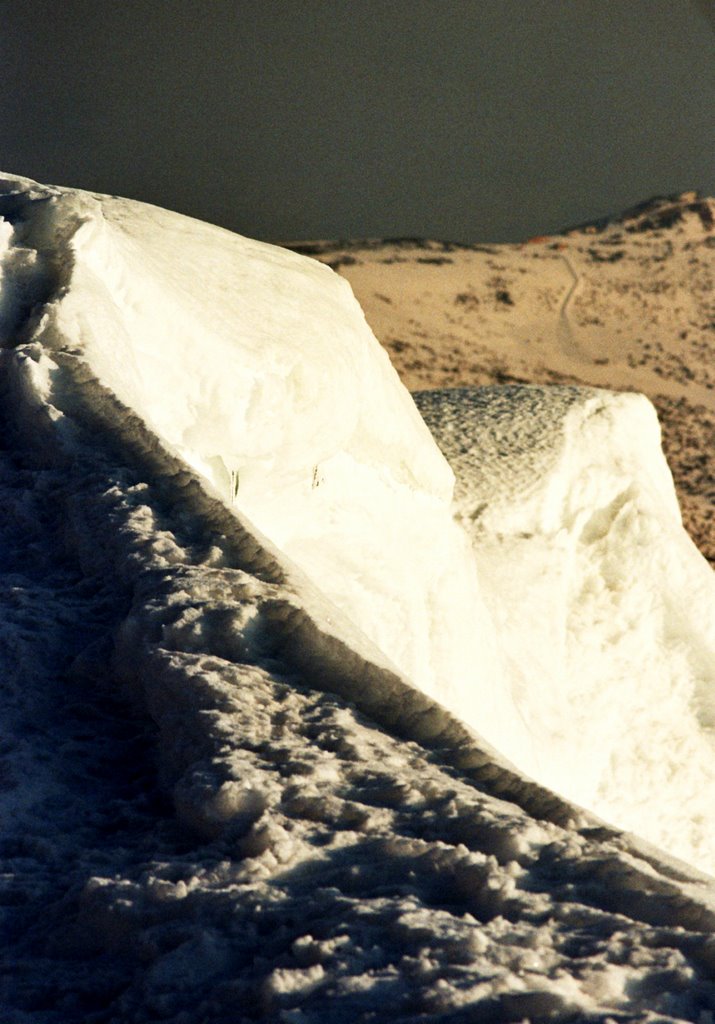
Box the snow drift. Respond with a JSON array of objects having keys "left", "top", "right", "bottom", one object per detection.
[
  {"left": 1, "top": 172, "right": 715, "bottom": 871},
  {"left": 3, "top": 173, "right": 715, "bottom": 1020},
  {"left": 418, "top": 386, "right": 715, "bottom": 868},
  {"left": 0, "top": 172, "right": 511, "bottom": 720}
]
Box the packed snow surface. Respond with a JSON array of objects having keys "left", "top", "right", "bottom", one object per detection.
[
  {"left": 0, "top": 173, "right": 509, "bottom": 717},
  {"left": 416, "top": 386, "right": 715, "bottom": 867},
  {"left": 2, "top": 173, "right": 715, "bottom": 1021}
]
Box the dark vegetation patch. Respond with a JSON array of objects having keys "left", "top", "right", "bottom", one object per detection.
[
  {"left": 587, "top": 248, "right": 625, "bottom": 263},
  {"left": 325, "top": 255, "right": 358, "bottom": 270},
  {"left": 694, "top": 200, "right": 714, "bottom": 231},
  {"left": 491, "top": 368, "right": 530, "bottom": 385},
  {"left": 624, "top": 204, "right": 685, "bottom": 232},
  {"left": 454, "top": 292, "right": 479, "bottom": 308}
]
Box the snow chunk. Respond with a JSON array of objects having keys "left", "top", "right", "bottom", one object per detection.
[
  {"left": 3, "top": 172, "right": 715, "bottom": 879},
  {"left": 417, "top": 385, "right": 715, "bottom": 871},
  {"left": 0, "top": 172, "right": 509, "bottom": 712}
]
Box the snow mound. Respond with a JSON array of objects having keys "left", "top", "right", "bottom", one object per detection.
[
  {"left": 4, "top": 175, "right": 715, "bottom": 1019},
  {"left": 0, "top": 171, "right": 508, "bottom": 719},
  {"left": 2, "top": 384, "right": 714, "bottom": 1022},
  {"left": 417, "top": 385, "right": 715, "bottom": 869},
  {"left": 1, "top": 173, "right": 715, "bottom": 879}
]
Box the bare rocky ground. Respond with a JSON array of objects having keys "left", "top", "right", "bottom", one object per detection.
[{"left": 289, "top": 192, "right": 715, "bottom": 565}]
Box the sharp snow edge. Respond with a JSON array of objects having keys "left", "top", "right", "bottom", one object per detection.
[{"left": 0, "top": 172, "right": 587, "bottom": 833}]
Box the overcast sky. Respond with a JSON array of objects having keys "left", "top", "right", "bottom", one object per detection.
[{"left": 2, "top": 0, "right": 714, "bottom": 243}]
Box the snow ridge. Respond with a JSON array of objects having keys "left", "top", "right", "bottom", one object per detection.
[
  {"left": 2, "top": 174, "right": 715, "bottom": 1021},
  {"left": 4, "top": 331, "right": 715, "bottom": 1022},
  {"left": 0, "top": 176, "right": 516, "bottom": 716},
  {"left": 0, "top": 175, "right": 585, "bottom": 825},
  {"left": 3, "top": 339, "right": 715, "bottom": 1021}
]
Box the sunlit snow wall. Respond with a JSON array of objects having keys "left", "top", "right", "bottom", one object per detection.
[
  {"left": 4, "top": 175, "right": 715, "bottom": 874},
  {"left": 1, "top": 179, "right": 520, "bottom": 747},
  {"left": 417, "top": 385, "right": 715, "bottom": 871}
]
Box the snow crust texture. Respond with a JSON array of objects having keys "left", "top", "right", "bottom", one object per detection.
[
  {"left": 1, "top": 174, "right": 715, "bottom": 1022},
  {"left": 416, "top": 386, "right": 715, "bottom": 869}
]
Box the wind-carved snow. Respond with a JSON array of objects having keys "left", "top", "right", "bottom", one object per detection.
[
  {"left": 3, "top": 175, "right": 715, "bottom": 1021},
  {"left": 1, "top": 177, "right": 514, "bottom": 727},
  {"left": 2, "top": 174, "right": 715, "bottom": 877},
  {"left": 417, "top": 386, "right": 715, "bottom": 869}
]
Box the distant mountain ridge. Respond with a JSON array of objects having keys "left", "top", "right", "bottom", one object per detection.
[
  {"left": 560, "top": 190, "right": 715, "bottom": 236},
  {"left": 286, "top": 191, "right": 715, "bottom": 252}
]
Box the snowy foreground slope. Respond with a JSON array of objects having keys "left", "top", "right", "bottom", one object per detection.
[{"left": 2, "top": 175, "right": 715, "bottom": 1022}]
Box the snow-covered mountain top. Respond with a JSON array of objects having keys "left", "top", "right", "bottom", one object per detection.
[{"left": 2, "top": 174, "right": 715, "bottom": 1021}]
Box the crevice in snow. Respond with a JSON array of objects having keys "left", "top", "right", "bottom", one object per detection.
[
  {"left": 0, "top": 207, "right": 55, "bottom": 349},
  {"left": 576, "top": 483, "right": 639, "bottom": 544}
]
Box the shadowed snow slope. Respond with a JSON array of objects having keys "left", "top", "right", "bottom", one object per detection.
[{"left": 2, "top": 174, "right": 715, "bottom": 1021}]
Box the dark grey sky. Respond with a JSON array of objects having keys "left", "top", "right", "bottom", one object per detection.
[{"left": 2, "top": 0, "right": 714, "bottom": 243}]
